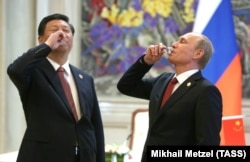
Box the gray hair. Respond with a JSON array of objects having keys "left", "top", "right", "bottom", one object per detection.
[{"left": 196, "top": 35, "right": 214, "bottom": 69}]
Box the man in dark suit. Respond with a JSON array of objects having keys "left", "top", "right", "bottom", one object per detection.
[
  {"left": 117, "top": 32, "right": 222, "bottom": 161},
  {"left": 7, "top": 13, "right": 105, "bottom": 162}
]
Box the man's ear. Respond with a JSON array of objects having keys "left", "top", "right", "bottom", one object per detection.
[
  {"left": 38, "top": 35, "right": 44, "bottom": 44},
  {"left": 194, "top": 49, "right": 204, "bottom": 59}
]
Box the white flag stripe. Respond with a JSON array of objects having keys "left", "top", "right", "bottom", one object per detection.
[{"left": 193, "top": 0, "right": 222, "bottom": 33}]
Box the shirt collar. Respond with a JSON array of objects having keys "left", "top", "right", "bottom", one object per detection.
[
  {"left": 175, "top": 69, "right": 199, "bottom": 84},
  {"left": 46, "top": 57, "right": 71, "bottom": 75}
]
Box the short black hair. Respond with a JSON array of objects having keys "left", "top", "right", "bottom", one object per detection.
[{"left": 38, "top": 13, "right": 75, "bottom": 35}]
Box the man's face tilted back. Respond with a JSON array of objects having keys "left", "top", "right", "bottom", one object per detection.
[
  {"left": 38, "top": 19, "right": 74, "bottom": 54},
  {"left": 168, "top": 33, "right": 204, "bottom": 71}
]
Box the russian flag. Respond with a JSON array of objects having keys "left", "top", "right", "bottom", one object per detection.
[{"left": 193, "top": 0, "right": 245, "bottom": 145}]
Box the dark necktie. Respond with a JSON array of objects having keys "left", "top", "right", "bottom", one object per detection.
[
  {"left": 160, "top": 77, "right": 178, "bottom": 107},
  {"left": 57, "top": 66, "right": 78, "bottom": 121}
]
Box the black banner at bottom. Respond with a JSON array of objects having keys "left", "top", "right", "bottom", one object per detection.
[{"left": 147, "top": 146, "right": 250, "bottom": 161}]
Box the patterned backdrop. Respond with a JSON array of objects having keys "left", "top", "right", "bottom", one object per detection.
[{"left": 80, "top": 0, "right": 250, "bottom": 99}]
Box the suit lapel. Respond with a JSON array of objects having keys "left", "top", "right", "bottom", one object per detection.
[
  {"left": 150, "top": 71, "right": 203, "bottom": 127},
  {"left": 153, "top": 74, "right": 175, "bottom": 112},
  {"left": 161, "top": 71, "right": 202, "bottom": 109},
  {"left": 148, "top": 73, "right": 175, "bottom": 126},
  {"left": 163, "top": 79, "right": 195, "bottom": 109},
  {"left": 70, "top": 65, "right": 87, "bottom": 117},
  {"left": 39, "top": 60, "right": 74, "bottom": 119}
]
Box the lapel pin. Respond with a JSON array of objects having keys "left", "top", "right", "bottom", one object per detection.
[
  {"left": 187, "top": 82, "right": 191, "bottom": 87},
  {"left": 79, "top": 74, "right": 83, "bottom": 79}
]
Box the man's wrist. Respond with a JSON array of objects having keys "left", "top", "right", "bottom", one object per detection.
[
  {"left": 139, "top": 55, "right": 153, "bottom": 66},
  {"left": 139, "top": 56, "right": 146, "bottom": 64}
]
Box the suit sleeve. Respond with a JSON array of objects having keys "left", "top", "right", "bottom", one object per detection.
[
  {"left": 7, "top": 43, "right": 52, "bottom": 92},
  {"left": 117, "top": 55, "right": 154, "bottom": 100}
]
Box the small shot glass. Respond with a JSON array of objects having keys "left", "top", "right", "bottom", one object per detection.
[
  {"left": 164, "top": 47, "right": 173, "bottom": 58},
  {"left": 167, "top": 47, "right": 173, "bottom": 54}
]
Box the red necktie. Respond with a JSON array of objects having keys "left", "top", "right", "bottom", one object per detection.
[
  {"left": 57, "top": 66, "right": 78, "bottom": 121},
  {"left": 160, "top": 77, "right": 178, "bottom": 107}
]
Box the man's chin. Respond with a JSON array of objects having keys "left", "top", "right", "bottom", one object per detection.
[{"left": 55, "top": 47, "right": 69, "bottom": 52}]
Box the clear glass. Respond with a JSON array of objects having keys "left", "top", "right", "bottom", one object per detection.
[
  {"left": 163, "top": 47, "right": 173, "bottom": 58},
  {"left": 167, "top": 47, "right": 173, "bottom": 54}
]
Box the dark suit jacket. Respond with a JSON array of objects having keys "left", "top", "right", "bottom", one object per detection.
[
  {"left": 117, "top": 56, "right": 222, "bottom": 162},
  {"left": 7, "top": 43, "right": 105, "bottom": 162}
]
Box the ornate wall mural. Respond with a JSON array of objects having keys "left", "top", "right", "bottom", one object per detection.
[{"left": 81, "top": 0, "right": 250, "bottom": 99}]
